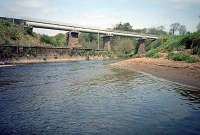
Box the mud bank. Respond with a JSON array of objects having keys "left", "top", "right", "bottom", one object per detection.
[{"left": 110, "top": 58, "right": 200, "bottom": 89}]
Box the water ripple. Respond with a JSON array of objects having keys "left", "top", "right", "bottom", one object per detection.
[{"left": 0, "top": 61, "right": 200, "bottom": 135}]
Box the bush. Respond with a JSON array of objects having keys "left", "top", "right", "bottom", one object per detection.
[
  {"left": 160, "top": 36, "right": 184, "bottom": 52},
  {"left": 40, "top": 34, "right": 66, "bottom": 47},
  {"left": 168, "top": 52, "right": 198, "bottom": 63},
  {"left": 146, "top": 39, "right": 162, "bottom": 51},
  {"left": 111, "top": 37, "right": 136, "bottom": 57},
  {"left": 146, "top": 49, "right": 160, "bottom": 58},
  {"left": 0, "top": 20, "right": 34, "bottom": 44}
]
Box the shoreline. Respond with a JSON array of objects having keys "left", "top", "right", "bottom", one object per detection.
[
  {"left": 2, "top": 57, "right": 200, "bottom": 89},
  {"left": 0, "top": 56, "right": 111, "bottom": 67},
  {"left": 110, "top": 58, "right": 200, "bottom": 89},
  {"left": 0, "top": 64, "right": 16, "bottom": 67}
]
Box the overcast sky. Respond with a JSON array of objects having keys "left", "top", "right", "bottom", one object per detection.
[{"left": 0, "top": 0, "right": 199, "bottom": 35}]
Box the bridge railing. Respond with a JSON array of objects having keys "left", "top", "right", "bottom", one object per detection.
[{"left": 112, "top": 30, "right": 158, "bottom": 38}]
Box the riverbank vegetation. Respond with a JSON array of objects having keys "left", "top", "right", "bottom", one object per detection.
[
  {"left": 112, "top": 22, "right": 200, "bottom": 63},
  {"left": 145, "top": 32, "right": 200, "bottom": 63},
  {"left": 0, "top": 18, "right": 200, "bottom": 62},
  {"left": 113, "top": 22, "right": 200, "bottom": 63},
  {"left": 0, "top": 19, "right": 66, "bottom": 47}
]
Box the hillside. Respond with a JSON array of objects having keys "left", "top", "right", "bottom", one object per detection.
[
  {"left": 0, "top": 19, "right": 66, "bottom": 47},
  {"left": 144, "top": 33, "right": 200, "bottom": 63}
]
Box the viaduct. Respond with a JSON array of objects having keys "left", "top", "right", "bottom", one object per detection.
[{"left": 0, "top": 17, "right": 158, "bottom": 52}]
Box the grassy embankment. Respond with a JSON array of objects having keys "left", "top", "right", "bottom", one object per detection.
[
  {"left": 144, "top": 33, "right": 200, "bottom": 63},
  {"left": 0, "top": 19, "right": 66, "bottom": 47}
]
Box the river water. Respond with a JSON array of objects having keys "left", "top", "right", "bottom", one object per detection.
[{"left": 0, "top": 60, "right": 200, "bottom": 135}]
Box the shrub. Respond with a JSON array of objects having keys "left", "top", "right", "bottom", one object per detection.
[
  {"left": 160, "top": 36, "right": 184, "bottom": 52},
  {"left": 168, "top": 52, "right": 198, "bottom": 63},
  {"left": 145, "top": 49, "right": 160, "bottom": 58},
  {"left": 111, "top": 37, "right": 136, "bottom": 57},
  {"left": 145, "top": 39, "right": 162, "bottom": 51},
  {"left": 40, "top": 34, "right": 66, "bottom": 47}
]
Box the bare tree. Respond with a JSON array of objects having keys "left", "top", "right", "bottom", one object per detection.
[
  {"left": 157, "top": 26, "right": 165, "bottom": 31},
  {"left": 197, "top": 23, "right": 200, "bottom": 32},
  {"left": 197, "top": 16, "right": 200, "bottom": 32},
  {"left": 170, "top": 23, "right": 181, "bottom": 35},
  {"left": 179, "top": 25, "right": 187, "bottom": 35}
]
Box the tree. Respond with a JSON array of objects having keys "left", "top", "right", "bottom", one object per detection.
[
  {"left": 178, "top": 25, "right": 187, "bottom": 35},
  {"left": 54, "top": 33, "right": 66, "bottom": 47},
  {"left": 170, "top": 23, "right": 181, "bottom": 35},
  {"left": 40, "top": 33, "right": 67, "bottom": 47},
  {"left": 79, "top": 33, "right": 98, "bottom": 49},
  {"left": 157, "top": 26, "right": 165, "bottom": 31},
  {"left": 0, "top": 20, "right": 24, "bottom": 43},
  {"left": 197, "top": 16, "right": 200, "bottom": 32},
  {"left": 111, "top": 36, "right": 136, "bottom": 56},
  {"left": 86, "top": 33, "right": 97, "bottom": 42},
  {"left": 197, "top": 23, "right": 200, "bottom": 32},
  {"left": 143, "top": 26, "right": 167, "bottom": 35},
  {"left": 114, "top": 22, "right": 133, "bottom": 31},
  {"left": 40, "top": 35, "right": 56, "bottom": 45}
]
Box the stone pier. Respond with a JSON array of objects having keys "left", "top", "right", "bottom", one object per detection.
[
  {"left": 67, "top": 31, "right": 81, "bottom": 48},
  {"left": 137, "top": 38, "right": 146, "bottom": 54},
  {"left": 102, "top": 35, "right": 113, "bottom": 51}
]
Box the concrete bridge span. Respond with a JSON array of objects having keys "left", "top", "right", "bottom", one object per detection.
[{"left": 0, "top": 17, "right": 159, "bottom": 51}]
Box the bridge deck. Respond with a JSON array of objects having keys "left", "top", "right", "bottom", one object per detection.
[{"left": 0, "top": 16, "right": 158, "bottom": 39}]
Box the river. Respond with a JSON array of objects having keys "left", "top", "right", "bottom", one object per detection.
[{"left": 0, "top": 60, "right": 200, "bottom": 135}]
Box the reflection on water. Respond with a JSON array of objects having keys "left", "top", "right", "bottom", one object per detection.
[
  {"left": 0, "top": 61, "right": 200, "bottom": 135},
  {"left": 175, "top": 87, "right": 200, "bottom": 106}
]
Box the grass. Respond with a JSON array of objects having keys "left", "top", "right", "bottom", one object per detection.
[
  {"left": 168, "top": 52, "right": 198, "bottom": 63},
  {"left": 145, "top": 39, "right": 162, "bottom": 51},
  {"left": 144, "top": 33, "right": 200, "bottom": 63},
  {"left": 145, "top": 49, "right": 161, "bottom": 58}
]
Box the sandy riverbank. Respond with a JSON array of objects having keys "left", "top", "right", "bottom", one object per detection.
[{"left": 110, "top": 58, "right": 200, "bottom": 89}]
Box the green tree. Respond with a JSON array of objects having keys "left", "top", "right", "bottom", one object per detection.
[
  {"left": 40, "top": 33, "right": 67, "bottom": 47},
  {"left": 85, "top": 33, "right": 97, "bottom": 43},
  {"left": 111, "top": 36, "right": 136, "bottom": 56},
  {"left": 0, "top": 19, "right": 24, "bottom": 43},
  {"left": 40, "top": 35, "right": 55, "bottom": 45},
  {"left": 54, "top": 33, "right": 66, "bottom": 47},
  {"left": 79, "top": 33, "right": 98, "bottom": 49},
  {"left": 114, "top": 22, "right": 133, "bottom": 31}
]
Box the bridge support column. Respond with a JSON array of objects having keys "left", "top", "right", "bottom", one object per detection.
[
  {"left": 102, "top": 35, "right": 112, "bottom": 51},
  {"left": 67, "top": 31, "right": 81, "bottom": 48},
  {"left": 137, "top": 38, "right": 146, "bottom": 54}
]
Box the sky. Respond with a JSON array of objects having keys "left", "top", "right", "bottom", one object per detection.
[{"left": 0, "top": 0, "right": 199, "bottom": 35}]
